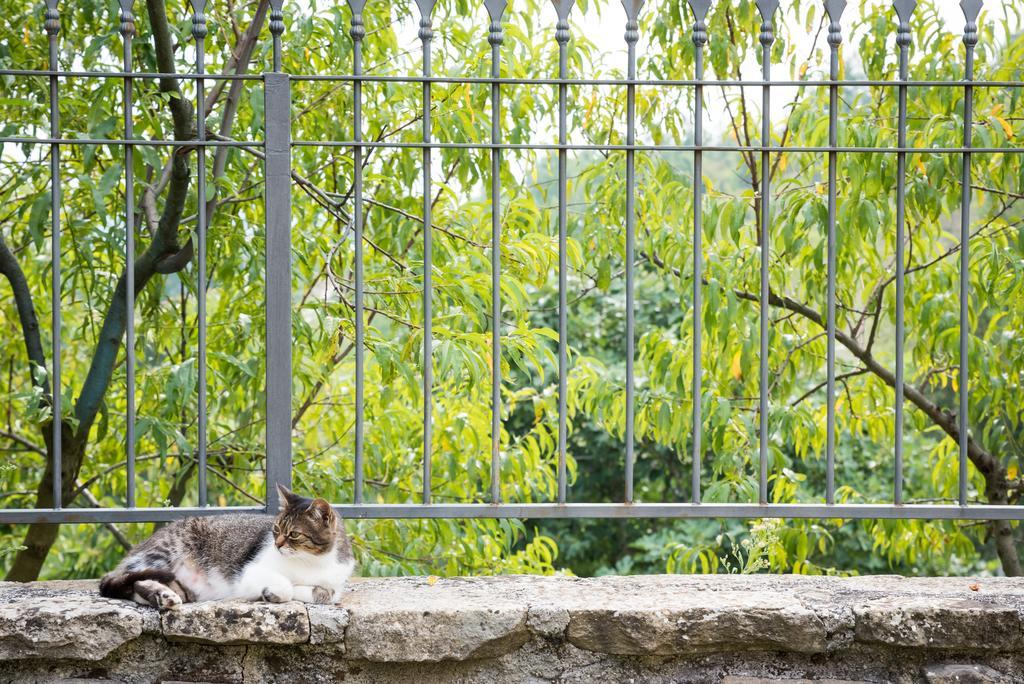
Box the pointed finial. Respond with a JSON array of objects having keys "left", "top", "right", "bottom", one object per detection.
[
  {"left": 118, "top": 0, "right": 136, "bottom": 38},
  {"left": 189, "top": 0, "right": 208, "bottom": 40},
  {"left": 756, "top": 0, "right": 779, "bottom": 47},
  {"left": 485, "top": 0, "right": 507, "bottom": 46},
  {"left": 44, "top": 0, "right": 60, "bottom": 36},
  {"left": 961, "top": 0, "right": 982, "bottom": 47},
  {"left": 348, "top": 0, "right": 367, "bottom": 41},
  {"left": 269, "top": 0, "right": 285, "bottom": 40},
  {"left": 416, "top": 0, "right": 436, "bottom": 41},
  {"left": 687, "top": 0, "right": 711, "bottom": 47},
  {"left": 552, "top": 0, "right": 575, "bottom": 45},
  {"left": 756, "top": 0, "right": 779, "bottom": 22},
  {"left": 893, "top": 0, "right": 916, "bottom": 48},
  {"left": 824, "top": 0, "right": 846, "bottom": 48},
  {"left": 621, "top": 0, "right": 643, "bottom": 44}
]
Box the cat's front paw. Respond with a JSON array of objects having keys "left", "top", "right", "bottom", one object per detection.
[
  {"left": 261, "top": 585, "right": 293, "bottom": 603},
  {"left": 155, "top": 589, "right": 183, "bottom": 611},
  {"left": 136, "top": 579, "right": 183, "bottom": 611},
  {"left": 312, "top": 586, "right": 334, "bottom": 604}
]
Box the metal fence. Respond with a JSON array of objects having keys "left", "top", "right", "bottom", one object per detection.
[{"left": 1, "top": 0, "right": 1021, "bottom": 525}]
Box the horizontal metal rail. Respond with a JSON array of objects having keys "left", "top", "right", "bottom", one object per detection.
[
  {"left": 4, "top": 138, "right": 1021, "bottom": 154},
  {"left": 0, "top": 137, "right": 260, "bottom": 147},
  {"left": 2, "top": 503, "right": 1023, "bottom": 523},
  {"left": 1, "top": 69, "right": 1022, "bottom": 88}
]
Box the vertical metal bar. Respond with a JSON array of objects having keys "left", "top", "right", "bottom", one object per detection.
[
  {"left": 623, "top": 0, "right": 641, "bottom": 504},
  {"left": 485, "top": 0, "right": 507, "bottom": 504},
  {"left": 892, "top": 0, "right": 916, "bottom": 506},
  {"left": 348, "top": 0, "right": 367, "bottom": 504},
  {"left": 44, "top": 0, "right": 61, "bottom": 510},
  {"left": 120, "top": 0, "right": 137, "bottom": 508},
  {"left": 959, "top": 0, "right": 981, "bottom": 507},
  {"left": 265, "top": 13, "right": 292, "bottom": 513},
  {"left": 756, "top": 0, "right": 777, "bottom": 506},
  {"left": 688, "top": 0, "right": 710, "bottom": 505},
  {"left": 824, "top": 0, "right": 846, "bottom": 506},
  {"left": 190, "top": 0, "right": 209, "bottom": 507},
  {"left": 553, "top": 0, "right": 574, "bottom": 505},
  {"left": 418, "top": 0, "right": 436, "bottom": 504}
]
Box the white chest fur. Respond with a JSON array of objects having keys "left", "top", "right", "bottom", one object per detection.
[{"left": 230, "top": 541, "right": 354, "bottom": 602}]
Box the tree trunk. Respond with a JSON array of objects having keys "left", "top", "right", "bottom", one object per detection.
[
  {"left": 994, "top": 520, "right": 1021, "bottom": 577},
  {"left": 984, "top": 474, "right": 1021, "bottom": 576},
  {"left": 5, "top": 424, "right": 82, "bottom": 581}
]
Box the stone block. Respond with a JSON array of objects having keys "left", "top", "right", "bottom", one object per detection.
[
  {"left": 853, "top": 597, "right": 1021, "bottom": 651},
  {"left": 0, "top": 583, "right": 149, "bottom": 661},
  {"left": 161, "top": 599, "right": 310, "bottom": 645}
]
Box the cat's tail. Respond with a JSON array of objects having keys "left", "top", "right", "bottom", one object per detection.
[{"left": 99, "top": 569, "right": 177, "bottom": 600}]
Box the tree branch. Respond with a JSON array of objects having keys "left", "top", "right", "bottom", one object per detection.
[{"left": 0, "top": 234, "right": 50, "bottom": 399}]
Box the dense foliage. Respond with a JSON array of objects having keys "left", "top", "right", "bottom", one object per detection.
[{"left": 1, "top": 0, "right": 1022, "bottom": 580}]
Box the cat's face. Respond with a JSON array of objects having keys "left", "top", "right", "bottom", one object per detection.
[{"left": 272, "top": 485, "right": 337, "bottom": 556}]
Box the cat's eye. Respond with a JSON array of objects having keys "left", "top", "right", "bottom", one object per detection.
[{"left": 288, "top": 531, "right": 303, "bottom": 540}]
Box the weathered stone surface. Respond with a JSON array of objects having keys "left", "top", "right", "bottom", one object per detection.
[
  {"left": 720, "top": 675, "right": 872, "bottom": 679},
  {"left": 3, "top": 575, "right": 1024, "bottom": 683},
  {"left": 853, "top": 596, "right": 1022, "bottom": 651},
  {"left": 161, "top": 599, "right": 310, "bottom": 645},
  {"left": 526, "top": 605, "right": 570, "bottom": 638},
  {"left": 0, "top": 581, "right": 153, "bottom": 661},
  {"left": 343, "top": 577, "right": 530, "bottom": 661},
  {"left": 566, "top": 589, "right": 828, "bottom": 655},
  {"left": 923, "top": 663, "right": 1015, "bottom": 684},
  {"left": 307, "top": 603, "right": 349, "bottom": 646}
]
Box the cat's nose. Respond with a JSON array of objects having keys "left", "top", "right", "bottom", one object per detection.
[{"left": 275, "top": 535, "right": 286, "bottom": 548}]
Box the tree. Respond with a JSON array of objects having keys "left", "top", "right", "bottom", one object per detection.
[{"left": 1, "top": 0, "right": 1021, "bottom": 579}]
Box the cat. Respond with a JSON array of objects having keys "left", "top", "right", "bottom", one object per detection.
[{"left": 99, "top": 485, "right": 354, "bottom": 610}]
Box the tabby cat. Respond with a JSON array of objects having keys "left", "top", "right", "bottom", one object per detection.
[{"left": 99, "top": 485, "right": 354, "bottom": 609}]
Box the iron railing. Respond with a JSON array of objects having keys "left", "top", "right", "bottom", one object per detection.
[{"left": 1, "top": 0, "right": 1021, "bottom": 524}]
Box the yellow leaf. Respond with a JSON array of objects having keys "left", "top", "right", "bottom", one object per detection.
[
  {"left": 995, "top": 116, "right": 1014, "bottom": 139},
  {"left": 1008, "top": 465, "right": 1019, "bottom": 481},
  {"left": 916, "top": 158, "right": 926, "bottom": 175},
  {"left": 730, "top": 350, "right": 742, "bottom": 381},
  {"left": 584, "top": 93, "right": 596, "bottom": 126},
  {"left": 427, "top": 575, "right": 439, "bottom": 586}
]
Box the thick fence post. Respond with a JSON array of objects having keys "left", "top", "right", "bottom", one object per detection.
[{"left": 265, "top": 72, "right": 293, "bottom": 512}]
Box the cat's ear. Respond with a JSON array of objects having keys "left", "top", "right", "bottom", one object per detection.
[
  {"left": 276, "top": 483, "right": 299, "bottom": 509},
  {"left": 309, "top": 498, "right": 334, "bottom": 523}
]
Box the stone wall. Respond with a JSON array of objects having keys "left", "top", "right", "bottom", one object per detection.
[{"left": 1, "top": 575, "right": 1022, "bottom": 683}]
